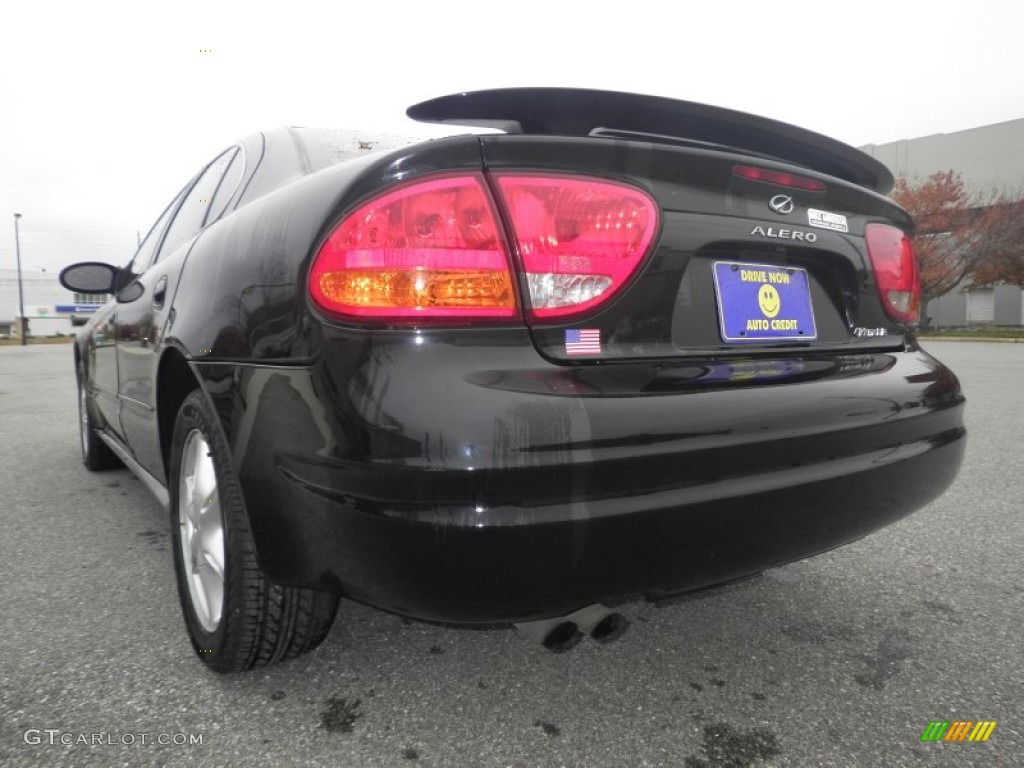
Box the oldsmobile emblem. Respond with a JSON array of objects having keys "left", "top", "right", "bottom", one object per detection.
[{"left": 769, "top": 195, "right": 794, "bottom": 215}]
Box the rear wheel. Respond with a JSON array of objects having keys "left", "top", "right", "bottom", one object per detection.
[
  {"left": 169, "top": 389, "right": 339, "bottom": 673},
  {"left": 77, "top": 368, "right": 121, "bottom": 471}
]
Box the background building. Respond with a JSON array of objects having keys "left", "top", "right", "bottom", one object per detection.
[
  {"left": 0, "top": 268, "right": 105, "bottom": 337},
  {"left": 862, "top": 119, "right": 1024, "bottom": 327}
]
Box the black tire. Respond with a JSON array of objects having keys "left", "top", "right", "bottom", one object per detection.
[
  {"left": 77, "top": 367, "right": 122, "bottom": 471},
  {"left": 169, "top": 389, "right": 339, "bottom": 673}
]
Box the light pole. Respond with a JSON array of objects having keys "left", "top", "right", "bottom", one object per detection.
[{"left": 13, "top": 213, "right": 27, "bottom": 345}]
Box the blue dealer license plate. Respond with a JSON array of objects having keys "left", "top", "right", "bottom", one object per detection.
[{"left": 712, "top": 261, "right": 817, "bottom": 342}]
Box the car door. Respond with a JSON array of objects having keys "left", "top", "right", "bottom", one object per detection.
[
  {"left": 115, "top": 147, "right": 240, "bottom": 478},
  {"left": 87, "top": 299, "right": 121, "bottom": 433},
  {"left": 87, "top": 188, "right": 183, "bottom": 438}
]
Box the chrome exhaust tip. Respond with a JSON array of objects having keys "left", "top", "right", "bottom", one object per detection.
[
  {"left": 588, "top": 612, "right": 629, "bottom": 644},
  {"left": 515, "top": 604, "right": 629, "bottom": 651},
  {"left": 542, "top": 622, "right": 584, "bottom": 653}
]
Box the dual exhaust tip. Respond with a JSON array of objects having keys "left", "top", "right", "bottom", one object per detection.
[
  {"left": 542, "top": 613, "right": 629, "bottom": 652},
  {"left": 515, "top": 605, "right": 629, "bottom": 652}
]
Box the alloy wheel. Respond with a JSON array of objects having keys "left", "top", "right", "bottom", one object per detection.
[
  {"left": 78, "top": 383, "right": 89, "bottom": 458},
  {"left": 177, "top": 429, "right": 225, "bottom": 633}
]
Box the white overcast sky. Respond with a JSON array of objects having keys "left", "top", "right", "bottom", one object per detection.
[{"left": 2, "top": 0, "right": 1022, "bottom": 273}]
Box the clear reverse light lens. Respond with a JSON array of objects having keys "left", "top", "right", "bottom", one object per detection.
[
  {"left": 494, "top": 174, "right": 659, "bottom": 319},
  {"left": 865, "top": 222, "right": 920, "bottom": 324}
]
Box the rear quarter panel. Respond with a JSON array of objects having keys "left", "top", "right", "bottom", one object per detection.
[{"left": 166, "top": 135, "right": 486, "bottom": 362}]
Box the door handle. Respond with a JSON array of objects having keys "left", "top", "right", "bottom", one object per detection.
[{"left": 153, "top": 276, "right": 168, "bottom": 309}]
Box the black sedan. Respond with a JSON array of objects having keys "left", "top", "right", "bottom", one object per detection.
[{"left": 61, "top": 89, "right": 965, "bottom": 673}]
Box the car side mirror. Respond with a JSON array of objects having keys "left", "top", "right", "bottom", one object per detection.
[{"left": 59, "top": 262, "right": 121, "bottom": 294}]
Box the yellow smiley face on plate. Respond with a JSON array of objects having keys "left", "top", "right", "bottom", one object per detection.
[{"left": 758, "top": 284, "right": 781, "bottom": 318}]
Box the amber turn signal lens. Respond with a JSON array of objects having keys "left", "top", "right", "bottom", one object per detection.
[
  {"left": 310, "top": 174, "right": 517, "bottom": 320},
  {"left": 316, "top": 268, "right": 515, "bottom": 312}
]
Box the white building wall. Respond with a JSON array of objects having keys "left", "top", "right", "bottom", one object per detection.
[
  {"left": 0, "top": 268, "right": 101, "bottom": 336},
  {"left": 925, "top": 288, "right": 968, "bottom": 328},
  {"left": 994, "top": 283, "right": 1024, "bottom": 325},
  {"left": 966, "top": 289, "right": 995, "bottom": 325}
]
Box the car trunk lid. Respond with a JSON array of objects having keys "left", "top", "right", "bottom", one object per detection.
[{"left": 477, "top": 133, "right": 911, "bottom": 363}]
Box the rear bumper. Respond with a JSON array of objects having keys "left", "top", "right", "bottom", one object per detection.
[
  {"left": 291, "top": 432, "right": 961, "bottom": 622},
  {"left": 200, "top": 339, "right": 965, "bottom": 623}
]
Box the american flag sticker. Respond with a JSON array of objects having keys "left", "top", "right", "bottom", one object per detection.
[{"left": 564, "top": 328, "right": 601, "bottom": 355}]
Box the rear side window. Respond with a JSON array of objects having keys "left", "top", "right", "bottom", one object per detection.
[
  {"left": 129, "top": 189, "right": 185, "bottom": 274},
  {"left": 157, "top": 148, "right": 236, "bottom": 261},
  {"left": 205, "top": 147, "right": 243, "bottom": 225}
]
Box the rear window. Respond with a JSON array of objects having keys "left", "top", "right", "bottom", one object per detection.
[{"left": 292, "top": 127, "right": 424, "bottom": 172}]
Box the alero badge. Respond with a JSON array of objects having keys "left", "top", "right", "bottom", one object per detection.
[
  {"left": 769, "top": 195, "right": 794, "bottom": 215},
  {"left": 750, "top": 225, "right": 818, "bottom": 243}
]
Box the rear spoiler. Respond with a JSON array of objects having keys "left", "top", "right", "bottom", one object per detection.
[{"left": 407, "top": 88, "right": 894, "bottom": 194}]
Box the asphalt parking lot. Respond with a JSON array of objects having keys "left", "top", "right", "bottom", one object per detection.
[{"left": 0, "top": 341, "right": 1021, "bottom": 767}]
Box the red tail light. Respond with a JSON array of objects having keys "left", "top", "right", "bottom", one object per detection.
[
  {"left": 310, "top": 174, "right": 516, "bottom": 320},
  {"left": 494, "top": 174, "right": 659, "bottom": 319},
  {"left": 311, "top": 172, "right": 660, "bottom": 324},
  {"left": 865, "top": 223, "right": 920, "bottom": 324}
]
